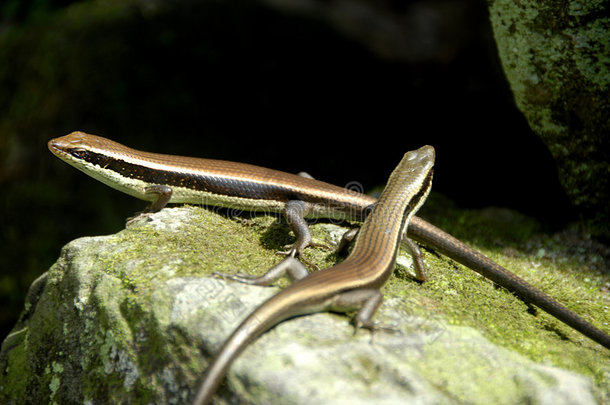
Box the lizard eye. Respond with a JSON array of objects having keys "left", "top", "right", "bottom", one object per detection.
[{"left": 70, "top": 148, "right": 88, "bottom": 160}]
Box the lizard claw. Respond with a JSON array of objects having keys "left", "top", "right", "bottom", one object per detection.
[
  {"left": 352, "top": 319, "right": 401, "bottom": 344},
  {"left": 276, "top": 238, "right": 334, "bottom": 271},
  {"left": 213, "top": 271, "right": 262, "bottom": 285},
  {"left": 276, "top": 248, "right": 319, "bottom": 271}
]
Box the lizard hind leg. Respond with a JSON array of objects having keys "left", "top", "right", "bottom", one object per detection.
[
  {"left": 213, "top": 257, "right": 309, "bottom": 286},
  {"left": 278, "top": 200, "right": 333, "bottom": 270},
  {"left": 330, "top": 288, "right": 400, "bottom": 339}
]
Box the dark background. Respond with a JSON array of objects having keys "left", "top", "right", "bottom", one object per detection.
[{"left": 0, "top": 0, "right": 575, "bottom": 340}]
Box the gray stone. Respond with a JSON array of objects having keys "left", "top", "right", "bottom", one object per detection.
[{"left": 0, "top": 207, "right": 605, "bottom": 404}]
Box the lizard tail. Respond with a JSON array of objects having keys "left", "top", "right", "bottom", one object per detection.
[{"left": 192, "top": 291, "right": 298, "bottom": 405}]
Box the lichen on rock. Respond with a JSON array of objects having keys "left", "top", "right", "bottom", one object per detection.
[
  {"left": 0, "top": 206, "right": 607, "bottom": 404},
  {"left": 487, "top": 0, "right": 610, "bottom": 238}
]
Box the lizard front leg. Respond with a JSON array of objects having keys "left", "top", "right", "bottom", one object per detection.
[{"left": 126, "top": 185, "right": 173, "bottom": 225}]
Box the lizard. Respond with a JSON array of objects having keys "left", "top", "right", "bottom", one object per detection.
[{"left": 47, "top": 131, "right": 610, "bottom": 352}]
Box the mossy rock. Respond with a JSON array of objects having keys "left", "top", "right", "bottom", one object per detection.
[
  {"left": 487, "top": 0, "right": 610, "bottom": 238},
  {"left": 0, "top": 206, "right": 607, "bottom": 404}
]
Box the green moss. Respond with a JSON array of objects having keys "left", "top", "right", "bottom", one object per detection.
[
  {"left": 488, "top": 0, "right": 610, "bottom": 238},
  {"left": 36, "top": 206, "right": 331, "bottom": 403},
  {"left": 0, "top": 331, "right": 28, "bottom": 399},
  {"left": 1, "top": 200, "right": 608, "bottom": 402},
  {"left": 383, "top": 197, "right": 609, "bottom": 394}
]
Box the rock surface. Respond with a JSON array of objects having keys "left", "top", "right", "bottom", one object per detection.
[
  {"left": 487, "top": 0, "right": 610, "bottom": 238},
  {"left": 0, "top": 207, "right": 607, "bottom": 404}
]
